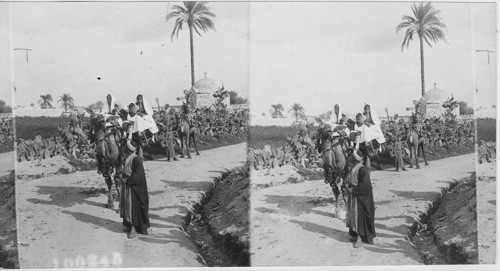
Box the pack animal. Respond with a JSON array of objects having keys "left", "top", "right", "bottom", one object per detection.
[
  {"left": 404, "top": 115, "right": 429, "bottom": 169},
  {"left": 176, "top": 106, "right": 200, "bottom": 159},
  {"left": 87, "top": 112, "right": 124, "bottom": 209},
  {"left": 317, "top": 123, "right": 352, "bottom": 219}
]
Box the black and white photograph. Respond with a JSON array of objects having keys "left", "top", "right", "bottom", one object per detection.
[
  {"left": 0, "top": 0, "right": 498, "bottom": 270},
  {"left": 7, "top": 0, "right": 249, "bottom": 268},
  {"left": 247, "top": 1, "right": 496, "bottom": 267}
]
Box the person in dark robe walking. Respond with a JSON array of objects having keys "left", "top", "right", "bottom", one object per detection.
[
  {"left": 120, "top": 140, "right": 150, "bottom": 239},
  {"left": 345, "top": 150, "right": 376, "bottom": 248}
]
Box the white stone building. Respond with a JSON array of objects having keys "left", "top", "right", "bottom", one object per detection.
[
  {"left": 192, "top": 75, "right": 230, "bottom": 108},
  {"left": 422, "top": 84, "right": 460, "bottom": 118}
]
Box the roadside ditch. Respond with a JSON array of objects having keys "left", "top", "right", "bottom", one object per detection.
[{"left": 182, "top": 166, "right": 250, "bottom": 267}]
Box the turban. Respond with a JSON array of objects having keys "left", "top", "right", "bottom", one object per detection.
[
  {"left": 353, "top": 150, "right": 364, "bottom": 162},
  {"left": 126, "top": 140, "right": 137, "bottom": 152}
]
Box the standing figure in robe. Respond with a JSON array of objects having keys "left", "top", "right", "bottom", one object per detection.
[
  {"left": 120, "top": 140, "right": 150, "bottom": 239},
  {"left": 345, "top": 150, "right": 376, "bottom": 248}
]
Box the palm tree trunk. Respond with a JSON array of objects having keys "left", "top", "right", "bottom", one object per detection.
[
  {"left": 189, "top": 25, "right": 195, "bottom": 86},
  {"left": 419, "top": 36, "right": 425, "bottom": 97}
]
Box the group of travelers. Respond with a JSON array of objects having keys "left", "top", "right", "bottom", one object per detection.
[
  {"left": 314, "top": 104, "right": 378, "bottom": 248},
  {"left": 250, "top": 102, "right": 478, "bottom": 249}
]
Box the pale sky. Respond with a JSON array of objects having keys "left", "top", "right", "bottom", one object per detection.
[
  {"left": 0, "top": 1, "right": 496, "bottom": 115},
  {"left": 249, "top": 1, "right": 496, "bottom": 117},
  {"left": 3, "top": 1, "right": 249, "bottom": 107}
]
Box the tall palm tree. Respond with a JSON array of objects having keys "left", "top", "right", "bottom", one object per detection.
[
  {"left": 396, "top": 2, "right": 446, "bottom": 97},
  {"left": 58, "top": 93, "right": 74, "bottom": 112},
  {"left": 39, "top": 94, "right": 53, "bottom": 109},
  {"left": 289, "top": 103, "right": 305, "bottom": 122},
  {"left": 166, "top": 2, "right": 216, "bottom": 86}
]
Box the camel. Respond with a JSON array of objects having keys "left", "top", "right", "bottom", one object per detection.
[
  {"left": 87, "top": 112, "right": 124, "bottom": 209},
  {"left": 316, "top": 123, "right": 353, "bottom": 220},
  {"left": 404, "top": 116, "right": 429, "bottom": 169},
  {"left": 176, "top": 107, "right": 200, "bottom": 159}
]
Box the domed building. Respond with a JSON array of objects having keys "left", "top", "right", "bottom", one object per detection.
[
  {"left": 192, "top": 73, "right": 230, "bottom": 108},
  {"left": 422, "top": 83, "right": 460, "bottom": 117}
]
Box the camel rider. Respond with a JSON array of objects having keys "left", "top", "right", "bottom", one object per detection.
[
  {"left": 330, "top": 104, "right": 351, "bottom": 137},
  {"left": 413, "top": 99, "right": 425, "bottom": 120},
  {"left": 103, "top": 94, "right": 124, "bottom": 128},
  {"left": 184, "top": 87, "right": 197, "bottom": 112},
  {"left": 409, "top": 113, "right": 423, "bottom": 139},
  {"left": 127, "top": 94, "right": 159, "bottom": 142},
  {"left": 353, "top": 104, "right": 386, "bottom": 151},
  {"left": 182, "top": 88, "right": 197, "bottom": 126}
]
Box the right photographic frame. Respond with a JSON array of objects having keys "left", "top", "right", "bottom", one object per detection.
[{"left": 248, "top": 1, "right": 496, "bottom": 266}]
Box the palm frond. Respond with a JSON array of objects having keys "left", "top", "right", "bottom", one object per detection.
[
  {"left": 192, "top": 22, "right": 203, "bottom": 36},
  {"left": 423, "top": 34, "right": 433, "bottom": 47},
  {"left": 170, "top": 17, "right": 186, "bottom": 40},
  {"left": 396, "top": 20, "right": 414, "bottom": 32},
  {"left": 401, "top": 28, "right": 416, "bottom": 51},
  {"left": 166, "top": 11, "right": 182, "bottom": 22},
  {"left": 166, "top": 5, "right": 187, "bottom": 22}
]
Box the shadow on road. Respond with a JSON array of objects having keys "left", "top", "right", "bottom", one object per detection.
[
  {"left": 289, "top": 219, "right": 348, "bottom": 242},
  {"left": 256, "top": 194, "right": 335, "bottom": 217},
  {"left": 26, "top": 185, "right": 108, "bottom": 209},
  {"left": 60, "top": 210, "right": 123, "bottom": 233}
]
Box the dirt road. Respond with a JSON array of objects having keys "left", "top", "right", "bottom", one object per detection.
[
  {"left": 16, "top": 143, "right": 246, "bottom": 268},
  {"left": 250, "top": 154, "right": 475, "bottom": 266}
]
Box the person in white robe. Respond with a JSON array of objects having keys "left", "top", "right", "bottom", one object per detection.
[
  {"left": 354, "top": 104, "right": 386, "bottom": 149},
  {"left": 125, "top": 94, "right": 159, "bottom": 140},
  {"left": 329, "top": 104, "right": 351, "bottom": 136},
  {"left": 102, "top": 94, "right": 123, "bottom": 127}
]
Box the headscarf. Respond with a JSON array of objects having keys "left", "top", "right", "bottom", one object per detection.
[
  {"left": 137, "top": 94, "right": 154, "bottom": 115},
  {"left": 105, "top": 94, "right": 117, "bottom": 114},
  {"left": 332, "top": 104, "right": 343, "bottom": 124},
  {"left": 353, "top": 150, "right": 364, "bottom": 162},
  {"left": 364, "top": 104, "right": 381, "bottom": 126},
  {"left": 126, "top": 140, "right": 136, "bottom": 152}
]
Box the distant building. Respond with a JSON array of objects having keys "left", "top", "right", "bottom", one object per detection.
[
  {"left": 192, "top": 74, "right": 230, "bottom": 108},
  {"left": 422, "top": 83, "right": 460, "bottom": 118}
]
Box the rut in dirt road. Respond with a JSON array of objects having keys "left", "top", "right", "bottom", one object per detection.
[
  {"left": 250, "top": 154, "right": 475, "bottom": 266},
  {"left": 16, "top": 143, "right": 246, "bottom": 269}
]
